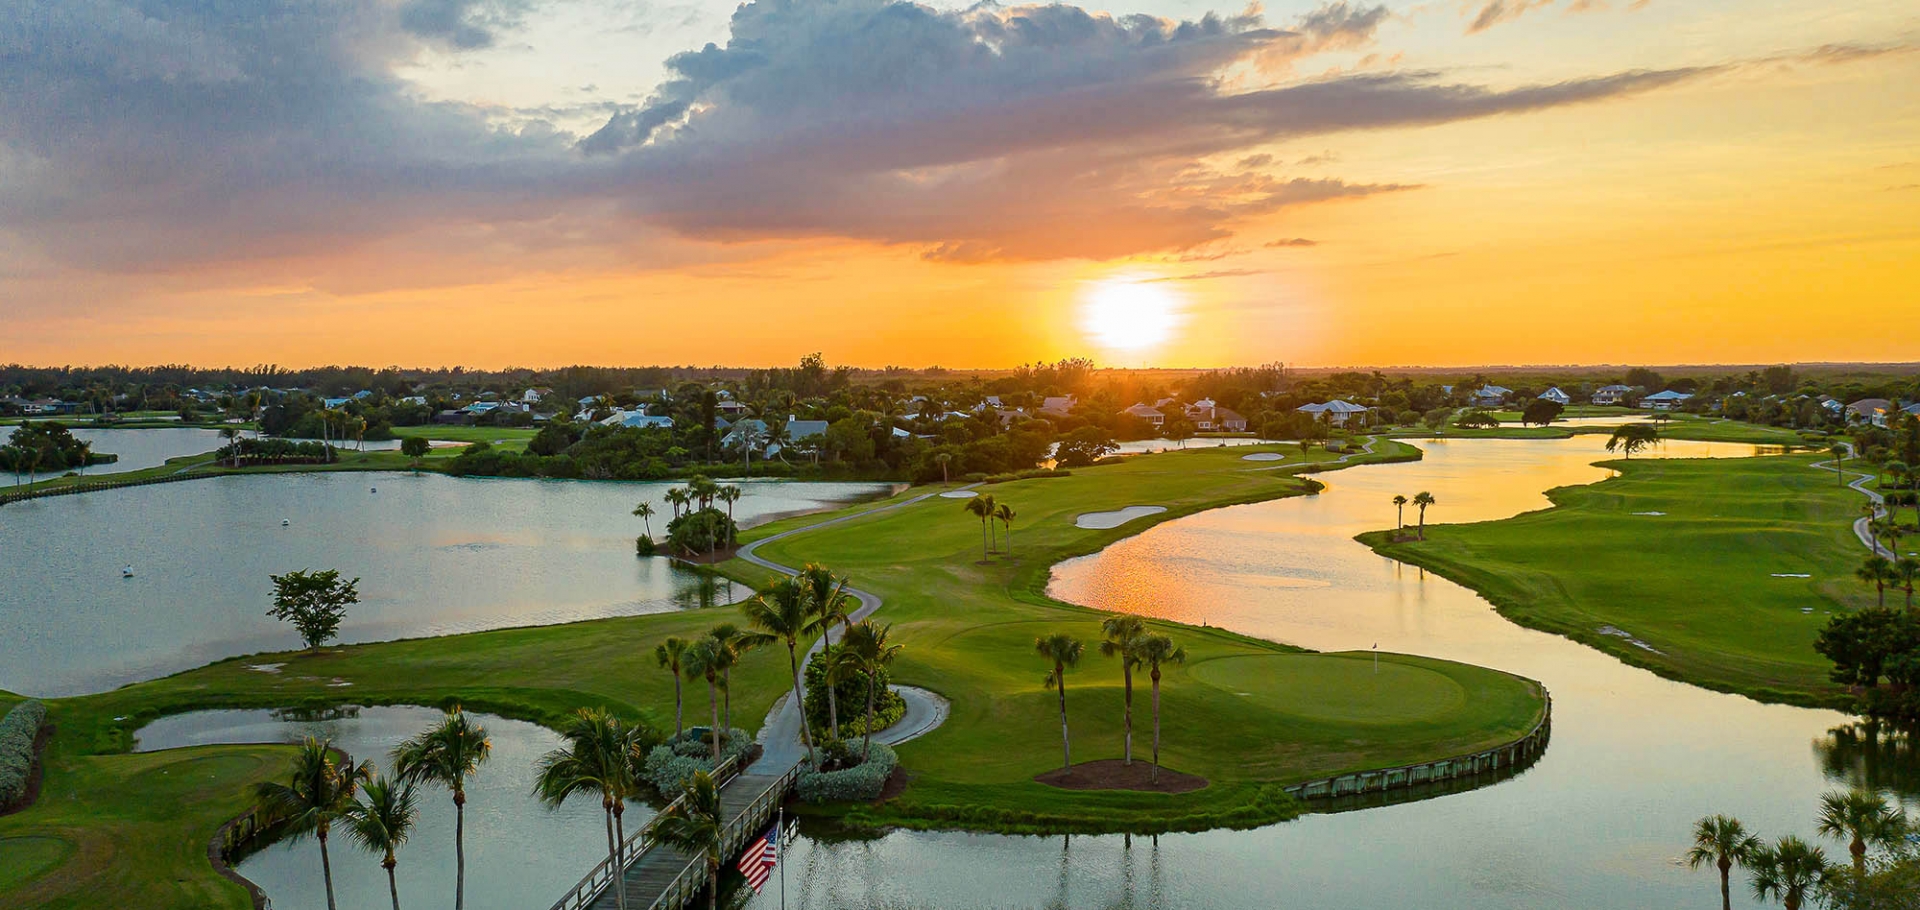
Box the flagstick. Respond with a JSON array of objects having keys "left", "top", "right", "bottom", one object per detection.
[{"left": 778, "top": 805, "right": 786, "bottom": 910}]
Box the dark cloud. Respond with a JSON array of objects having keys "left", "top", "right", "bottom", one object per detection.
[
  {"left": 398, "top": 0, "right": 534, "bottom": 49},
  {"left": 1467, "top": 0, "right": 1555, "bottom": 34},
  {"left": 1266, "top": 238, "right": 1319, "bottom": 247}
]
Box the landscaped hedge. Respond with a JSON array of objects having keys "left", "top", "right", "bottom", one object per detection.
[
  {"left": 795, "top": 742, "right": 897, "bottom": 803},
  {"left": 983, "top": 468, "right": 1071, "bottom": 484},
  {"left": 642, "top": 727, "right": 754, "bottom": 795},
  {"left": 0, "top": 700, "right": 48, "bottom": 806}
]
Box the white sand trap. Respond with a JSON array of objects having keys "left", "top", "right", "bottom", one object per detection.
[
  {"left": 1076, "top": 505, "right": 1167, "bottom": 529},
  {"left": 1772, "top": 573, "right": 1811, "bottom": 578},
  {"left": 1631, "top": 511, "right": 1666, "bottom": 516},
  {"left": 938, "top": 491, "right": 979, "bottom": 499},
  {"left": 245, "top": 663, "right": 284, "bottom": 674},
  {"left": 1241, "top": 452, "right": 1287, "bottom": 462}
]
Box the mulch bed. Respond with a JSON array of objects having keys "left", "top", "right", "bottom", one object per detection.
[
  {"left": 874, "top": 765, "right": 914, "bottom": 802},
  {"left": 1033, "top": 759, "right": 1208, "bottom": 794},
  {"left": 0, "top": 723, "right": 53, "bottom": 817}
]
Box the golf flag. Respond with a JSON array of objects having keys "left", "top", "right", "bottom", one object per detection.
[{"left": 738, "top": 824, "right": 779, "bottom": 892}]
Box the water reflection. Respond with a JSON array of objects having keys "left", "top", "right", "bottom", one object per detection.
[{"left": 1815, "top": 720, "right": 1920, "bottom": 801}]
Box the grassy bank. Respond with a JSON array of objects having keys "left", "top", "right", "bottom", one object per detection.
[
  {"left": 726, "top": 441, "right": 1548, "bottom": 833},
  {"left": 1379, "top": 413, "right": 1809, "bottom": 446},
  {"left": 1362, "top": 453, "right": 1869, "bottom": 706}
]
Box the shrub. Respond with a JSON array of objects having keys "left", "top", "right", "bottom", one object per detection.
[
  {"left": 0, "top": 700, "right": 48, "bottom": 806},
  {"left": 983, "top": 469, "right": 1071, "bottom": 484},
  {"left": 643, "top": 727, "right": 753, "bottom": 794},
  {"left": 634, "top": 534, "right": 658, "bottom": 556},
  {"left": 795, "top": 741, "right": 897, "bottom": 803},
  {"left": 804, "top": 658, "right": 904, "bottom": 736}
]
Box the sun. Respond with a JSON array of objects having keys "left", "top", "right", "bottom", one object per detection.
[{"left": 1077, "top": 277, "right": 1186, "bottom": 354}]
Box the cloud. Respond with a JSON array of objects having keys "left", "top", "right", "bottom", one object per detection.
[
  {"left": 1266, "top": 237, "right": 1319, "bottom": 247},
  {"left": 1147, "top": 269, "right": 1270, "bottom": 281},
  {"left": 398, "top": 0, "right": 534, "bottom": 49},
  {"left": 1466, "top": 0, "right": 1555, "bottom": 34}
]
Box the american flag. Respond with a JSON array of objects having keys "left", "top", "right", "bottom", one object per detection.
[{"left": 737, "top": 824, "right": 779, "bottom": 892}]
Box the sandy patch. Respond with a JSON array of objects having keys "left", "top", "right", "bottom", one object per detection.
[
  {"left": 1241, "top": 452, "right": 1287, "bottom": 462},
  {"left": 1075, "top": 505, "right": 1167, "bottom": 529}
]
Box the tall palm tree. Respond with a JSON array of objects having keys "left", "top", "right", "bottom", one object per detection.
[
  {"left": 1873, "top": 518, "right": 1904, "bottom": 562},
  {"left": 646, "top": 771, "right": 725, "bottom": 910},
  {"left": 344, "top": 774, "right": 420, "bottom": 910},
  {"left": 1748, "top": 835, "right": 1829, "bottom": 910},
  {"left": 1830, "top": 443, "right": 1849, "bottom": 487},
  {"left": 1099, "top": 614, "right": 1148, "bottom": 765},
  {"left": 633, "top": 501, "right": 656, "bottom": 540},
  {"left": 684, "top": 637, "right": 732, "bottom": 760},
  {"left": 1816, "top": 787, "right": 1906, "bottom": 873},
  {"left": 934, "top": 452, "right": 952, "bottom": 484},
  {"left": 994, "top": 503, "right": 1017, "bottom": 557},
  {"left": 1392, "top": 494, "right": 1408, "bottom": 532},
  {"left": 1896, "top": 557, "right": 1920, "bottom": 611},
  {"left": 718, "top": 486, "right": 743, "bottom": 550},
  {"left": 965, "top": 493, "right": 997, "bottom": 559},
  {"left": 835, "top": 621, "right": 903, "bottom": 761},
  {"left": 1858, "top": 556, "right": 1895, "bottom": 607},
  {"left": 666, "top": 487, "right": 690, "bottom": 520},
  {"left": 1686, "top": 814, "right": 1760, "bottom": 910},
  {"left": 801, "top": 564, "right": 855, "bottom": 741},
  {"left": 253, "top": 737, "right": 372, "bottom": 910},
  {"left": 533, "top": 708, "right": 639, "bottom": 910},
  {"left": 655, "top": 637, "right": 692, "bottom": 737},
  {"left": 1035, "top": 633, "right": 1084, "bottom": 773},
  {"left": 392, "top": 706, "right": 492, "bottom": 910},
  {"left": 1412, "top": 491, "right": 1436, "bottom": 540},
  {"left": 740, "top": 576, "right": 821, "bottom": 765},
  {"left": 1136, "top": 633, "right": 1186, "bottom": 784},
  {"left": 707, "top": 623, "right": 756, "bottom": 733},
  {"left": 219, "top": 424, "right": 244, "bottom": 467}
]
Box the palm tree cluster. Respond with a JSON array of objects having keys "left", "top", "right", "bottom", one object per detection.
[
  {"left": 1687, "top": 788, "right": 1909, "bottom": 910},
  {"left": 962, "top": 492, "right": 1018, "bottom": 560},
  {"left": 1384, "top": 491, "right": 1437, "bottom": 540},
  {"left": 1035, "top": 614, "right": 1187, "bottom": 783},
  {"left": 1857, "top": 554, "right": 1920, "bottom": 610},
  {"left": 656, "top": 475, "right": 747, "bottom": 556},
  {"left": 534, "top": 707, "right": 654, "bottom": 910},
  {"left": 255, "top": 706, "right": 493, "bottom": 910}
]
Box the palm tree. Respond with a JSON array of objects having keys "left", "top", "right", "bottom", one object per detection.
[
  {"left": 219, "top": 424, "right": 244, "bottom": 468},
  {"left": 684, "top": 637, "right": 732, "bottom": 760},
  {"left": 965, "top": 493, "right": 997, "bottom": 559},
  {"left": 1035, "top": 632, "right": 1084, "bottom": 773},
  {"left": 1830, "top": 443, "right": 1849, "bottom": 487},
  {"left": 633, "top": 501, "right": 656, "bottom": 540},
  {"left": 740, "top": 576, "right": 820, "bottom": 765},
  {"left": 935, "top": 452, "right": 952, "bottom": 484},
  {"left": 1874, "top": 518, "right": 1903, "bottom": 561},
  {"left": 392, "top": 705, "right": 492, "bottom": 910},
  {"left": 1412, "top": 491, "right": 1436, "bottom": 540},
  {"left": 1858, "top": 556, "right": 1896, "bottom": 607},
  {"left": 801, "top": 564, "right": 855, "bottom": 740},
  {"left": 708, "top": 623, "right": 756, "bottom": 733},
  {"left": 1817, "top": 787, "right": 1906, "bottom": 872},
  {"left": 718, "top": 485, "right": 743, "bottom": 550},
  {"left": 646, "top": 771, "right": 725, "bottom": 910},
  {"left": 995, "top": 503, "right": 1017, "bottom": 557},
  {"left": 836, "top": 621, "right": 903, "bottom": 761},
  {"left": 655, "top": 637, "right": 692, "bottom": 737},
  {"left": 1748, "top": 835, "right": 1829, "bottom": 910},
  {"left": 533, "top": 708, "right": 640, "bottom": 910},
  {"left": 344, "top": 774, "right": 420, "bottom": 910},
  {"left": 666, "top": 487, "right": 690, "bottom": 521},
  {"left": 1685, "top": 814, "right": 1760, "bottom": 910},
  {"left": 253, "top": 737, "right": 372, "bottom": 910},
  {"left": 1136, "top": 633, "right": 1186, "bottom": 784},
  {"left": 1392, "top": 494, "right": 1408, "bottom": 532},
  {"left": 1896, "top": 557, "right": 1920, "bottom": 611},
  {"left": 1099, "top": 614, "right": 1148, "bottom": 765}
]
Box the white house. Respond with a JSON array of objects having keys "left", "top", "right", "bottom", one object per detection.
[
  {"left": 1040, "top": 396, "right": 1076, "bottom": 417},
  {"left": 521, "top": 387, "right": 554, "bottom": 404},
  {"left": 1298, "top": 399, "right": 1371, "bottom": 427},
  {"left": 1472, "top": 385, "right": 1512, "bottom": 408},
  {"left": 1848, "top": 398, "right": 1893, "bottom": 427},
  {"left": 1641, "top": 390, "right": 1693, "bottom": 411},
  {"left": 1591, "top": 385, "right": 1635, "bottom": 406},
  {"left": 1122, "top": 403, "right": 1166, "bottom": 427},
  {"left": 1538, "top": 387, "right": 1571, "bottom": 405},
  {"left": 599, "top": 410, "right": 674, "bottom": 430}
]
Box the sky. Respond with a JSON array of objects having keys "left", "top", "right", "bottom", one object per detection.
[{"left": 1, "top": 0, "right": 1915, "bottom": 369}]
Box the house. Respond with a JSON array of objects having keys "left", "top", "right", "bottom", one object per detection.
[
  {"left": 1183, "top": 399, "right": 1249, "bottom": 432},
  {"left": 1904, "top": 403, "right": 1920, "bottom": 417},
  {"left": 1040, "top": 396, "right": 1076, "bottom": 417},
  {"left": 1538, "top": 387, "right": 1571, "bottom": 405},
  {"left": 1297, "top": 399, "right": 1371, "bottom": 427},
  {"left": 1848, "top": 398, "right": 1893, "bottom": 427},
  {"left": 1121, "top": 403, "right": 1165, "bottom": 427},
  {"left": 352, "top": 390, "right": 374, "bottom": 400},
  {"left": 433, "top": 409, "right": 474, "bottom": 425},
  {"left": 1591, "top": 385, "right": 1635, "bottom": 406},
  {"left": 399, "top": 396, "right": 428, "bottom": 406},
  {"left": 521, "top": 387, "right": 554, "bottom": 404},
  {"left": 1471, "top": 385, "right": 1512, "bottom": 408},
  {"left": 599, "top": 410, "right": 674, "bottom": 430},
  {"left": 1641, "top": 390, "right": 1693, "bottom": 411},
  {"left": 715, "top": 400, "right": 752, "bottom": 417},
  {"left": 322, "top": 397, "right": 353, "bottom": 409}
]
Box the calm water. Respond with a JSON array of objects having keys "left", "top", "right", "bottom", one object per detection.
[
  {"left": 1, "top": 426, "right": 231, "bottom": 480},
  {"left": 134, "top": 706, "right": 623, "bottom": 910},
  {"left": 725, "top": 436, "right": 1854, "bottom": 910},
  {"left": 0, "top": 473, "right": 889, "bottom": 696}
]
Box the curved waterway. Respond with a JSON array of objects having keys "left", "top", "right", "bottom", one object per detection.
[
  {"left": 734, "top": 436, "right": 1860, "bottom": 910},
  {"left": 0, "top": 473, "right": 890, "bottom": 696},
  {"left": 134, "top": 706, "right": 619, "bottom": 910}
]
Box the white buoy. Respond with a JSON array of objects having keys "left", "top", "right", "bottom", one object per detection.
[
  {"left": 282, "top": 518, "right": 290, "bottom": 527},
  {"left": 122, "top": 565, "right": 134, "bottom": 578}
]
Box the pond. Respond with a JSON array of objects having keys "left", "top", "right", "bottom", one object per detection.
[
  {"left": 134, "top": 706, "right": 621, "bottom": 910},
  {"left": 724, "top": 436, "right": 1857, "bottom": 909},
  {"left": 1, "top": 426, "right": 232, "bottom": 481},
  {"left": 0, "top": 473, "right": 891, "bottom": 696}
]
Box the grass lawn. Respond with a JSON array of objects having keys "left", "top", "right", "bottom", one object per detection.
[
  {"left": 1362, "top": 453, "right": 1872, "bottom": 706},
  {"left": 1379, "top": 414, "right": 1809, "bottom": 446},
  {"left": 391, "top": 425, "right": 538, "bottom": 450},
  {"left": 726, "top": 441, "right": 1547, "bottom": 832}
]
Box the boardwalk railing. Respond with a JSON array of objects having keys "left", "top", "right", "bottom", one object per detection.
[
  {"left": 644, "top": 761, "right": 804, "bottom": 910},
  {"left": 545, "top": 756, "right": 744, "bottom": 910},
  {"left": 1285, "top": 692, "right": 1553, "bottom": 801}
]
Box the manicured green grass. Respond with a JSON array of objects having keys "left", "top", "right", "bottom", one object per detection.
[
  {"left": 0, "top": 836, "right": 71, "bottom": 893},
  {"left": 1363, "top": 453, "right": 1871, "bottom": 706},
  {"left": 391, "top": 425, "right": 538, "bottom": 450},
  {"left": 726, "top": 441, "right": 1546, "bottom": 831},
  {"left": 1379, "top": 414, "right": 1808, "bottom": 446}
]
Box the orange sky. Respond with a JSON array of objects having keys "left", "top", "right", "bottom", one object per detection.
[{"left": 2, "top": 0, "right": 1915, "bottom": 369}]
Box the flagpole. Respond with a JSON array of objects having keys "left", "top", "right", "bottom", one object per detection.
[{"left": 778, "top": 805, "right": 787, "bottom": 910}]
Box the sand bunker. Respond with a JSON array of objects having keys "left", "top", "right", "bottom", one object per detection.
[
  {"left": 938, "top": 491, "right": 979, "bottom": 499},
  {"left": 1241, "top": 452, "right": 1287, "bottom": 462},
  {"left": 1075, "top": 506, "right": 1167, "bottom": 529}
]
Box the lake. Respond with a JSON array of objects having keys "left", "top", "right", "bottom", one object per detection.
[
  {"left": 0, "top": 473, "right": 891, "bottom": 696},
  {"left": 1, "top": 426, "right": 233, "bottom": 481}
]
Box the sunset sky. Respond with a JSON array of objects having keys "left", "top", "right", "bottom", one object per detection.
[{"left": 2, "top": 0, "right": 1915, "bottom": 368}]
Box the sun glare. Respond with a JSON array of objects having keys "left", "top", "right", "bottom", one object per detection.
[{"left": 1077, "top": 277, "right": 1186, "bottom": 354}]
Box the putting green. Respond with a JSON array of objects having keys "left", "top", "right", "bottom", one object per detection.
[
  {"left": 0, "top": 836, "right": 74, "bottom": 892},
  {"left": 1190, "top": 653, "right": 1470, "bottom": 725}
]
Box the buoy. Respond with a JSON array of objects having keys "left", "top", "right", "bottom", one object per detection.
[
  {"left": 122, "top": 565, "right": 134, "bottom": 578},
  {"left": 370, "top": 487, "right": 377, "bottom": 493},
  {"left": 282, "top": 518, "right": 290, "bottom": 527}
]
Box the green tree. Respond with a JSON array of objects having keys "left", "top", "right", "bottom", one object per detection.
[
  {"left": 1412, "top": 491, "right": 1436, "bottom": 540},
  {"left": 718, "top": 486, "right": 743, "bottom": 550},
  {"left": 1035, "top": 632, "right": 1085, "bottom": 773},
  {"left": 392, "top": 706, "right": 492, "bottom": 910},
  {"left": 1606, "top": 423, "right": 1660, "bottom": 459},
  {"left": 1056, "top": 427, "right": 1119, "bottom": 467},
  {"left": 1814, "top": 607, "right": 1917, "bottom": 688},
  {"left": 1686, "top": 814, "right": 1761, "bottom": 910},
  {"left": 994, "top": 503, "right": 1017, "bottom": 557},
  {"left": 655, "top": 637, "right": 692, "bottom": 737},
  {"left": 253, "top": 737, "right": 372, "bottom": 910},
  {"left": 1100, "top": 614, "right": 1148, "bottom": 765},
  {"left": 1830, "top": 443, "right": 1849, "bottom": 487},
  {"left": 684, "top": 636, "right": 733, "bottom": 760},
  {"left": 1137, "top": 633, "right": 1186, "bottom": 784},
  {"left": 344, "top": 774, "right": 420, "bottom": 910},
  {"left": 645, "top": 771, "right": 725, "bottom": 910},
  {"left": 1162, "top": 417, "right": 1196, "bottom": 448},
  {"left": 1748, "top": 835, "right": 1830, "bottom": 910},
  {"left": 220, "top": 425, "right": 245, "bottom": 468},
  {"left": 267, "top": 569, "right": 360, "bottom": 651},
  {"left": 1858, "top": 556, "right": 1897, "bottom": 608},
  {"left": 1897, "top": 558, "right": 1920, "bottom": 612},
  {"left": 836, "top": 621, "right": 902, "bottom": 761},
  {"left": 533, "top": 708, "right": 643, "bottom": 910},
  {"left": 400, "top": 435, "right": 430, "bottom": 469},
  {"left": 965, "top": 493, "right": 998, "bottom": 559},
  {"left": 740, "top": 576, "right": 821, "bottom": 765},
  {"left": 1521, "top": 398, "right": 1564, "bottom": 427},
  {"left": 801, "top": 564, "right": 855, "bottom": 740},
  {"left": 1392, "top": 494, "right": 1408, "bottom": 532},
  {"left": 1818, "top": 788, "right": 1907, "bottom": 873}
]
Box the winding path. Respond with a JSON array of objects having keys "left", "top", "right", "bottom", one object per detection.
[{"left": 1813, "top": 443, "right": 1893, "bottom": 558}]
